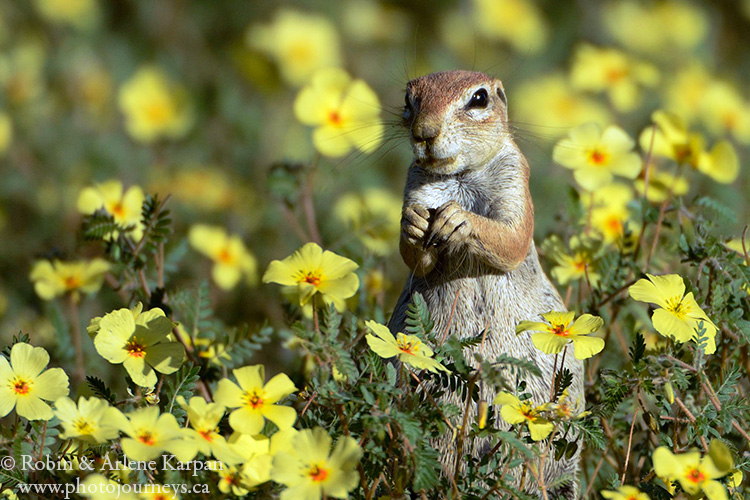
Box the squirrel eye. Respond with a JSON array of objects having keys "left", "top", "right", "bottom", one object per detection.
[{"left": 468, "top": 88, "right": 488, "bottom": 109}]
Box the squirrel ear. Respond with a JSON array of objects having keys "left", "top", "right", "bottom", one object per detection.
[{"left": 496, "top": 87, "right": 507, "bottom": 106}]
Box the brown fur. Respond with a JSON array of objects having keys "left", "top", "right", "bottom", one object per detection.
[{"left": 389, "top": 71, "right": 582, "bottom": 499}]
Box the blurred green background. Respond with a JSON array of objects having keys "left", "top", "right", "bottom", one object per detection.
[{"left": 1, "top": 0, "right": 749, "bottom": 375}]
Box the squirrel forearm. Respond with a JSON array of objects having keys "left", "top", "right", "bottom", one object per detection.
[{"left": 464, "top": 210, "right": 533, "bottom": 271}]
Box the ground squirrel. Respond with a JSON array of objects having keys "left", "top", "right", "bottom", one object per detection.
[{"left": 388, "top": 70, "right": 582, "bottom": 499}]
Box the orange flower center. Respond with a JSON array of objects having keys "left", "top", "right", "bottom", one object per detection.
[
  {"left": 64, "top": 275, "right": 82, "bottom": 290},
  {"left": 605, "top": 216, "right": 623, "bottom": 235},
  {"left": 217, "top": 248, "right": 235, "bottom": 265},
  {"left": 125, "top": 338, "right": 147, "bottom": 358},
  {"left": 137, "top": 431, "right": 156, "bottom": 446},
  {"left": 685, "top": 466, "right": 705, "bottom": 484},
  {"left": 328, "top": 110, "right": 343, "bottom": 127},
  {"left": 299, "top": 271, "right": 322, "bottom": 287},
  {"left": 198, "top": 429, "right": 214, "bottom": 442},
  {"left": 605, "top": 67, "right": 628, "bottom": 84},
  {"left": 245, "top": 391, "right": 264, "bottom": 409},
  {"left": 573, "top": 260, "right": 587, "bottom": 272},
  {"left": 519, "top": 402, "right": 537, "bottom": 420},
  {"left": 12, "top": 377, "right": 31, "bottom": 395},
  {"left": 308, "top": 464, "right": 329, "bottom": 482},
  {"left": 551, "top": 323, "right": 570, "bottom": 337},
  {"left": 397, "top": 337, "right": 418, "bottom": 355},
  {"left": 588, "top": 148, "right": 609, "bottom": 165},
  {"left": 108, "top": 202, "right": 126, "bottom": 219}
]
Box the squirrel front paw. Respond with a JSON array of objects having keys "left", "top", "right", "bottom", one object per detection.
[
  {"left": 401, "top": 204, "right": 437, "bottom": 276},
  {"left": 427, "top": 200, "right": 473, "bottom": 252}
]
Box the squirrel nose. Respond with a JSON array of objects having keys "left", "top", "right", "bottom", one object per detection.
[{"left": 412, "top": 121, "right": 439, "bottom": 144}]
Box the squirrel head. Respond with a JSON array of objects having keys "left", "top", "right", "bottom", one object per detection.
[{"left": 403, "top": 71, "right": 510, "bottom": 175}]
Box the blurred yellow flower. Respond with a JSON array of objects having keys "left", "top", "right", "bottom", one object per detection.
[
  {"left": 117, "top": 66, "right": 192, "bottom": 142},
  {"left": 77, "top": 179, "right": 145, "bottom": 240},
  {"left": 262, "top": 242, "right": 359, "bottom": 312},
  {"left": 334, "top": 188, "right": 401, "bottom": 255},
  {"left": 553, "top": 123, "right": 642, "bottom": 191},
  {"left": 189, "top": 225, "right": 258, "bottom": 290},
  {"left": 581, "top": 183, "right": 639, "bottom": 246},
  {"left": 29, "top": 258, "right": 110, "bottom": 301},
  {"left": 294, "top": 68, "right": 383, "bottom": 157},
  {"left": 493, "top": 392, "right": 553, "bottom": 441},
  {"left": 150, "top": 168, "right": 246, "bottom": 212},
  {"left": 639, "top": 110, "right": 739, "bottom": 184},
  {"left": 549, "top": 236, "right": 601, "bottom": 286},
  {"left": 601, "top": 485, "right": 650, "bottom": 500},
  {"left": 0, "top": 343, "right": 69, "bottom": 421},
  {"left": 516, "top": 311, "right": 605, "bottom": 360},
  {"left": 81, "top": 474, "right": 137, "bottom": 500},
  {"left": 0, "top": 113, "right": 11, "bottom": 156},
  {"left": 365, "top": 320, "right": 449, "bottom": 373},
  {"left": 634, "top": 168, "right": 689, "bottom": 203},
  {"left": 664, "top": 63, "right": 712, "bottom": 122},
  {"left": 220, "top": 434, "right": 273, "bottom": 492},
  {"left": 34, "top": 0, "right": 100, "bottom": 29},
  {"left": 570, "top": 44, "right": 659, "bottom": 112},
  {"left": 0, "top": 42, "right": 46, "bottom": 105},
  {"left": 629, "top": 273, "right": 717, "bottom": 354},
  {"left": 700, "top": 81, "right": 750, "bottom": 144},
  {"left": 271, "top": 427, "right": 362, "bottom": 500},
  {"left": 653, "top": 447, "right": 728, "bottom": 500},
  {"left": 603, "top": 0, "right": 707, "bottom": 55},
  {"left": 247, "top": 9, "right": 341, "bottom": 87},
  {"left": 342, "top": 0, "right": 410, "bottom": 43},
  {"left": 514, "top": 74, "right": 611, "bottom": 135},
  {"left": 470, "top": 0, "right": 548, "bottom": 53}
]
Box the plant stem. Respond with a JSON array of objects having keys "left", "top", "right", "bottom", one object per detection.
[{"left": 67, "top": 293, "right": 85, "bottom": 384}]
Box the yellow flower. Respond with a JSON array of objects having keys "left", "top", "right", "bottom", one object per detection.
[
  {"left": 549, "top": 236, "right": 601, "bottom": 286},
  {"left": 629, "top": 274, "right": 717, "bottom": 354},
  {"left": 516, "top": 311, "right": 605, "bottom": 360},
  {"left": 513, "top": 74, "right": 611, "bottom": 136},
  {"left": 262, "top": 242, "right": 359, "bottom": 312},
  {"left": 34, "top": 0, "right": 100, "bottom": 29},
  {"left": 216, "top": 434, "right": 274, "bottom": 494},
  {"left": 116, "top": 406, "right": 185, "bottom": 462},
  {"left": 601, "top": 485, "right": 650, "bottom": 500},
  {"left": 602, "top": 1, "right": 707, "bottom": 56},
  {"left": 581, "top": 183, "right": 639, "bottom": 246},
  {"left": 334, "top": 188, "right": 401, "bottom": 255},
  {"left": 247, "top": 9, "right": 341, "bottom": 86},
  {"left": 173, "top": 395, "right": 244, "bottom": 464},
  {"left": 29, "top": 258, "right": 110, "bottom": 301},
  {"left": 214, "top": 365, "right": 297, "bottom": 435},
  {"left": 149, "top": 167, "right": 243, "bottom": 212},
  {"left": 0, "top": 41, "right": 46, "bottom": 105},
  {"left": 653, "top": 447, "right": 728, "bottom": 500},
  {"left": 294, "top": 68, "right": 383, "bottom": 157},
  {"left": 93, "top": 306, "right": 185, "bottom": 387},
  {"left": 493, "top": 392, "right": 553, "bottom": 441},
  {"left": 271, "top": 427, "right": 362, "bottom": 500},
  {"left": 570, "top": 44, "right": 659, "bottom": 112},
  {"left": 188, "top": 225, "right": 258, "bottom": 290},
  {"left": 634, "top": 168, "right": 689, "bottom": 203},
  {"left": 700, "top": 80, "right": 750, "bottom": 145},
  {"left": 664, "top": 63, "right": 712, "bottom": 123},
  {"left": 342, "top": 0, "right": 410, "bottom": 43},
  {"left": 639, "top": 110, "right": 739, "bottom": 183},
  {"left": 54, "top": 396, "right": 124, "bottom": 444},
  {"left": 117, "top": 66, "right": 192, "bottom": 142},
  {"left": 77, "top": 179, "right": 145, "bottom": 240},
  {"left": 0, "top": 113, "right": 11, "bottom": 156},
  {"left": 365, "top": 320, "right": 449, "bottom": 373},
  {"left": 470, "top": 0, "right": 547, "bottom": 53},
  {"left": 0, "top": 343, "right": 69, "bottom": 421},
  {"left": 553, "top": 123, "right": 642, "bottom": 191}
]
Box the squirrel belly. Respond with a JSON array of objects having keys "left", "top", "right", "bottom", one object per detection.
[{"left": 388, "top": 70, "right": 583, "bottom": 498}]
